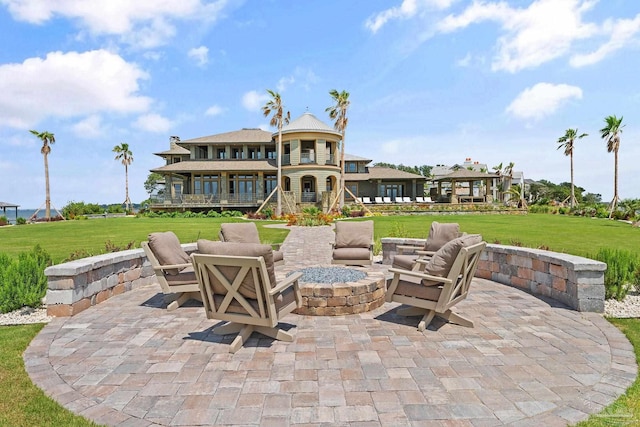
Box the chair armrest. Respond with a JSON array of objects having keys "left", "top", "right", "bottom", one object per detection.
[
  {"left": 269, "top": 271, "right": 303, "bottom": 295},
  {"left": 387, "top": 267, "right": 452, "bottom": 285},
  {"left": 155, "top": 263, "right": 192, "bottom": 274},
  {"left": 415, "top": 250, "right": 436, "bottom": 257}
]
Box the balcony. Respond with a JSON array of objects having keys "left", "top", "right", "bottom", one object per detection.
[{"left": 300, "top": 152, "right": 315, "bottom": 164}]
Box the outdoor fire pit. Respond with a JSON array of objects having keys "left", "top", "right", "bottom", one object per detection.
[{"left": 283, "top": 266, "right": 386, "bottom": 316}]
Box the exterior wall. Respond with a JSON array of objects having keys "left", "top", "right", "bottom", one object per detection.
[
  {"left": 381, "top": 238, "right": 606, "bottom": 312},
  {"left": 45, "top": 244, "right": 197, "bottom": 317}
]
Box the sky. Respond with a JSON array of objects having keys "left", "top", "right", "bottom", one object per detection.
[{"left": 0, "top": 0, "right": 639, "bottom": 209}]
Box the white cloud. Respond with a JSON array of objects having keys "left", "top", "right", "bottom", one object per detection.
[
  {"left": 365, "top": 0, "right": 453, "bottom": 33},
  {"left": 134, "top": 113, "right": 173, "bottom": 133},
  {"left": 506, "top": 82, "right": 583, "bottom": 121},
  {"left": 188, "top": 46, "right": 209, "bottom": 67},
  {"left": 242, "top": 90, "right": 269, "bottom": 112},
  {"left": 570, "top": 13, "right": 640, "bottom": 67},
  {"left": 277, "top": 76, "right": 295, "bottom": 92},
  {"left": 0, "top": 50, "right": 151, "bottom": 129},
  {"left": 205, "top": 105, "right": 225, "bottom": 116},
  {"left": 455, "top": 52, "right": 472, "bottom": 67},
  {"left": 71, "top": 115, "right": 103, "bottom": 138},
  {"left": 1, "top": 0, "right": 233, "bottom": 48},
  {"left": 437, "top": 0, "right": 598, "bottom": 72}
]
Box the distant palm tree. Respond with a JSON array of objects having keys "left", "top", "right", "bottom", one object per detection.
[
  {"left": 262, "top": 89, "right": 290, "bottom": 217},
  {"left": 557, "top": 128, "right": 588, "bottom": 208},
  {"left": 113, "top": 143, "right": 134, "bottom": 212},
  {"left": 326, "top": 89, "right": 350, "bottom": 209},
  {"left": 29, "top": 129, "right": 55, "bottom": 220},
  {"left": 600, "top": 115, "right": 624, "bottom": 214}
]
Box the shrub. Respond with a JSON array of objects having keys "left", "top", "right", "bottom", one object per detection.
[
  {"left": 0, "top": 245, "right": 52, "bottom": 313},
  {"left": 0, "top": 216, "right": 7, "bottom": 226},
  {"left": 590, "top": 248, "right": 640, "bottom": 301},
  {"left": 16, "top": 217, "right": 26, "bottom": 225}
]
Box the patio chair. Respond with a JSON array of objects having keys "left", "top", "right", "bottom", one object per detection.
[
  {"left": 415, "top": 196, "right": 425, "bottom": 203},
  {"left": 192, "top": 241, "right": 302, "bottom": 353},
  {"left": 395, "top": 196, "right": 404, "bottom": 204},
  {"left": 383, "top": 197, "right": 393, "bottom": 203},
  {"left": 142, "top": 232, "right": 201, "bottom": 311},
  {"left": 362, "top": 197, "right": 372, "bottom": 204},
  {"left": 425, "top": 197, "right": 434, "bottom": 203},
  {"left": 331, "top": 220, "right": 374, "bottom": 266},
  {"left": 375, "top": 197, "right": 384, "bottom": 204},
  {"left": 386, "top": 234, "right": 486, "bottom": 330},
  {"left": 403, "top": 197, "right": 412, "bottom": 203},
  {"left": 392, "top": 222, "right": 461, "bottom": 271},
  {"left": 219, "top": 222, "right": 284, "bottom": 265}
]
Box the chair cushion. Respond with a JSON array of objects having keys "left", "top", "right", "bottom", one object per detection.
[
  {"left": 219, "top": 222, "right": 261, "bottom": 244},
  {"left": 392, "top": 254, "right": 418, "bottom": 270},
  {"left": 333, "top": 247, "right": 371, "bottom": 261},
  {"left": 423, "top": 234, "right": 483, "bottom": 283},
  {"left": 334, "top": 220, "right": 373, "bottom": 249},
  {"left": 196, "top": 240, "right": 276, "bottom": 299},
  {"left": 273, "top": 249, "right": 284, "bottom": 263},
  {"left": 147, "top": 231, "right": 190, "bottom": 275},
  {"left": 424, "top": 222, "right": 460, "bottom": 252}
]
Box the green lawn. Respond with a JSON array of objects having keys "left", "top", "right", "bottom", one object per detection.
[{"left": 1, "top": 213, "right": 639, "bottom": 426}]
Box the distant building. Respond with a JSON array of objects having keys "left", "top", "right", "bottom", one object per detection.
[{"left": 149, "top": 112, "right": 426, "bottom": 212}]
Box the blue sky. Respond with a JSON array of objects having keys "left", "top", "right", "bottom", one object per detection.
[{"left": 1, "top": 0, "right": 638, "bottom": 209}]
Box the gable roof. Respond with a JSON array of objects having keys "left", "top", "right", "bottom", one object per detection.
[
  {"left": 180, "top": 128, "right": 273, "bottom": 144},
  {"left": 154, "top": 141, "right": 190, "bottom": 156},
  {"left": 151, "top": 160, "right": 277, "bottom": 174}
]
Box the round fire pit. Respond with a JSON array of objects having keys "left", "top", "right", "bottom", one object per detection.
[{"left": 285, "top": 266, "right": 386, "bottom": 316}]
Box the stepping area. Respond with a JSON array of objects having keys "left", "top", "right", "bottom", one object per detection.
[{"left": 25, "top": 225, "right": 637, "bottom": 426}]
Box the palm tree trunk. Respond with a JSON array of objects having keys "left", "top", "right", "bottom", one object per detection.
[
  {"left": 276, "top": 130, "right": 282, "bottom": 216},
  {"left": 570, "top": 152, "right": 575, "bottom": 208},
  {"left": 612, "top": 148, "right": 619, "bottom": 211},
  {"left": 125, "top": 163, "right": 130, "bottom": 212},
  {"left": 339, "top": 133, "right": 345, "bottom": 210},
  {"left": 44, "top": 152, "right": 51, "bottom": 220}
]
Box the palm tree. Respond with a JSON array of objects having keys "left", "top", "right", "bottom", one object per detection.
[
  {"left": 29, "top": 130, "right": 56, "bottom": 220},
  {"left": 262, "top": 90, "right": 290, "bottom": 216},
  {"left": 113, "top": 143, "right": 134, "bottom": 213},
  {"left": 600, "top": 115, "right": 624, "bottom": 214},
  {"left": 326, "top": 89, "right": 350, "bottom": 209},
  {"left": 557, "top": 128, "right": 588, "bottom": 208}
]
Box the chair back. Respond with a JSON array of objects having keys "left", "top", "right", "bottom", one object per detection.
[
  {"left": 437, "top": 240, "right": 486, "bottom": 312},
  {"left": 219, "top": 222, "right": 261, "bottom": 244}
]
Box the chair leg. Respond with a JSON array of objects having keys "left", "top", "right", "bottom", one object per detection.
[
  {"left": 228, "top": 325, "right": 255, "bottom": 353},
  {"left": 167, "top": 293, "right": 190, "bottom": 311},
  {"left": 418, "top": 310, "right": 436, "bottom": 331},
  {"left": 397, "top": 306, "right": 426, "bottom": 317},
  {"left": 255, "top": 326, "right": 293, "bottom": 342},
  {"left": 213, "top": 322, "right": 244, "bottom": 335},
  {"left": 440, "top": 310, "right": 474, "bottom": 328}
]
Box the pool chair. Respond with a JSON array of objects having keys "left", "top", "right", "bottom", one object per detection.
[
  {"left": 362, "top": 197, "right": 372, "bottom": 204},
  {"left": 375, "top": 197, "right": 384, "bottom": 204},
  {"left": 219, "top": 222, "right": 284, "bottom": 265},
  {"left": 331, "top": 220, "right": 374, "bottom": 266},
  {"left": 392, "top": 222, "right": 462, "bottom": 272},
  {"left": 395, "top": 196, "right": 404, "bottom": 204},
  {"left": 383, "top": 197, "right": 393, "bottom": 203},
  {"left": 416, "top": 197, "right": 425, "bottom": 203},
  {"left": 142, "top": 231, "right": 201, "bottom": 311},
  {"left": 386, "top": 234, "right": 486, "bottom": 330},
  {"left": 192, "top": 240, "right": 302, "bottom": 353},
  {"left": 403, "top": 197, "right": 412, "bottom": 203}
]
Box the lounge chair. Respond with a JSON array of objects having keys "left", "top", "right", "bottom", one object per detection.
[
  {"left": 415, "top": 197, "right": 425, "bottom": 203},
  {"left": 425, "top": 197, "right": 434, "bottom": 203},
  {"left": 362, "top": 197, "right": 372, "bottom": 204},
  {"left": 392, "top": 222, "right": 461, "bottom": 271},
  {"left": 331, "top": 220, "right": 374, "bottom": 266},
  {"left": 395, "top": 197, "right": 404, "bottom": 204},
  {"left": 355, "top": 197, "right": 363, "bottom": 203},
  {"left": 375, "top": 197, "right": 384, "bottom": 204},
  {"left": 142, "top": 231, "right": 201, "bottom": 311},
  {"left": 386, "top": 235, "right": 486, "bottom": 330},
  {"left": 403, "top": 197, "right": 412, "bottom": 203},
  {"left": 219, "top": 222, "right": 284, "bottom": 265},
  {"left": 383, "top": 197, "right": 393, "bottom": 203},
  {"left": 193, "top": 240, "right": 302, "bottom": 353}
]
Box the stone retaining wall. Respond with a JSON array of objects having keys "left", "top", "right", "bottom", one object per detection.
[
  {"left": 45, "top": 244, "right": 196, "bottom": 317},
  {"left": 382, "top": 238, "right": 606, "bottom": 313}
]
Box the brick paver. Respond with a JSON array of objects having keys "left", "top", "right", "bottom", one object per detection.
[{"left": 24, "top": 225, "right": 637, "bottom": 426}]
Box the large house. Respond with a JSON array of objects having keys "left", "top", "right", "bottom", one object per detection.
[{"left": 149, "top": 112, "right": 426, "bottom": 213}]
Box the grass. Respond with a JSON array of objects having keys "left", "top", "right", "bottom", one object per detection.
[{"left": 1, "top": 213, "right": 640, "bottom": 425}]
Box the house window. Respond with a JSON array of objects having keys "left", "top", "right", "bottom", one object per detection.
[
  {"left": 346, "top": 183, "right": 358, "bottom": 200},
  {"left": 196, "top": 145, "right": 208, "bottom": 159},
  {"left": 229, "top": 174, "right": 257, "bottom": 200},
  {"left": 266, "top": 147, "right": 276, "bottom": 159},
  {"left": 264, "top": 175, "right": 276, "bottom": 195},
  {"left": 231, "top": 147, "right": 243, "bottom": 159},
  {"left": 346, "top": 162, "right": 357, "bottom": 173},
  {"left": 216, "top": 148, "right": 225, "bottom": 159},
  {"left": 248, "top": 147, "right": 261, "bottom": 159},
  {"left": 172, "top": 157, "right": 181, "bottom": 164},
  {"left": 381, "top": 184, "right": 404, "bottom": 199},
  {"left": 193, "top": 175, "right": 219, "bottom": 195}
]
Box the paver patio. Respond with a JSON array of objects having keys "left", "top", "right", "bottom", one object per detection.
[{"left": 24, "top": 225, "right": 637, "bottom": 426}]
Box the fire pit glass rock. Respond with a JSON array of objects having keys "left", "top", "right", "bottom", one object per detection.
[{"left": 291, "top": 267, "right": 366, "bottom": 284}]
